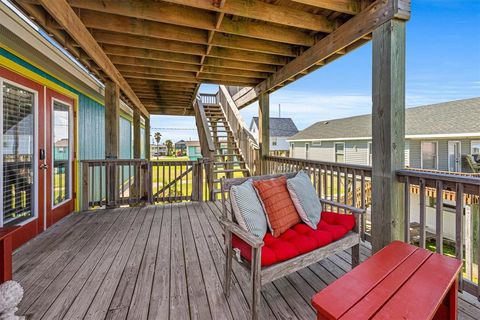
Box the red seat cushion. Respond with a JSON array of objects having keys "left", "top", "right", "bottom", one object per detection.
[{"left": 232, "top": 211, "right": 355, "bottom": 267}]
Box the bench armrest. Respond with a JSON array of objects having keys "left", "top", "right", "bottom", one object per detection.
[
  {"left": 219, "top": 217, "right": 264, "bottom": 249},
  {"left": 320, "top": 199, "right": 365, "bottom": 215}
]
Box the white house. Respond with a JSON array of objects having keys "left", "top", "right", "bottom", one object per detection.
[{"left": 249, "top": 117, "right": 299, "bottom": 155}]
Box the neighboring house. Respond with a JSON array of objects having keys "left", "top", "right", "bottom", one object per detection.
[
  {"left": 150, "top": 144, "right": 167, "bottom": 157},
  {"left": 185, "top": 141, "right": 202, "bottom": 160},
  {"left": 288, "top": 97, "right": 480, "bottom": 242},
  {"left": 250, "top": 117, "right": 299, "bottom": 155},
  {"left": 289, "top": 98, "right": 480, "bottom": 173},
  {"left": 54, "top": 138, "right": 69, "bottom": 161},
  {"left": 175, "top": 140, "right": 187, "bottom": 155}
]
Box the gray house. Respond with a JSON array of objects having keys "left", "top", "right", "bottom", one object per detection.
[
  {"left": 250, "top": 117, "right": 298, "bottom": 155},
  {"left": 289, "top": 97, "right": 480, "bottom": 172}
]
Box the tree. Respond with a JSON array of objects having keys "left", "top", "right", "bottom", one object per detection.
[
  {"left": 165, "top": 139, "right": 173, "bottom": 156},
  {"left": 153, "top": 132, "right": 162, "bottom": 159}
]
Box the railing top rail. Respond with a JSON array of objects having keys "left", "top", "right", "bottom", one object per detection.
[
  {"left": 397, "top": 168, "right": 480, "bottom": 186},
  {"left": 81, "top": 159, "right": 148, "bottom": 163},
  {"left": 265, "top": 155, "right": 373, "bottom": 173}
]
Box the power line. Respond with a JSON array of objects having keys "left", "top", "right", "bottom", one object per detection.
[{"left": 150, "top": 127, "right": 197, "bottom": 131}]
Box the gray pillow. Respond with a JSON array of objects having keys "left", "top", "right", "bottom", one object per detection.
[
  {"left": 287, "top": 171, "right": 322, "bottom": 229},
  {"left": 230, "top": 179, "right": 267, "bottom": 238}
]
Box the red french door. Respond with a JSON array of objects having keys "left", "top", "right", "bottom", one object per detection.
[{"left": 45, "top": 89, "right": 75, "bottom": 227}]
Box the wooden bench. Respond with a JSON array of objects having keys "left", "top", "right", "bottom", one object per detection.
[
  {"left": 312, "top": 241, "right": 462, "bottom": 320},
  {"left": 219, "top": 173, "right": 365, "bottom": 320}
]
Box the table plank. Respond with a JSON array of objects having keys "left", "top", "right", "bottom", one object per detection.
[
  {"left": 373, "top": 253, "right": 461, "bottom": 319},
  {"left": 340, "top": 248, "right": 431, "bottom": 319},
  {"left": 312, "top": 241, "right": 416, "bottom": 319}
]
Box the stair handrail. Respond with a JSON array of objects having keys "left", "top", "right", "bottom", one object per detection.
[
  {"left": 218, "top": 85, "right": 260, "bottom": 175},
  {"left": 194, "top": 96, "right": 215, "bottom": 153}
]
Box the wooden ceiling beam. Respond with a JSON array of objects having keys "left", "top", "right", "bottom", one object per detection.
[
  {"left": 200, "top": 67, "right": 270, "bottom": 79},
  {"left": 30, "top": 0, "right": 149, "bottom": 117},
  {"left": 204, "top": 57, "right": 276, "bottom": 73},
  {"left": 108, "top": 55, "right": 200, "bottom": 73},
  {"left": 103, "top": 45, "right": 201, "bottom": 65},
  {"left": 290, "top": 0, "right": 363, "bottom": 15},
  {"left": 92, "top": 30, "right": 206, "bottom": 56},
  {"left": 235, "top": 0, "right": 410, "bottom": 108},
  {"left": 114, "top": 64, "right": 197, "bottom": 78},
  {"left": 161, "top": 0, "right": 334, "bottom": 32},
  {"left": 78, "top": 10, "right": 299, "bottom": 56},
  {"left": 64, "top": 0, "right": 315, "bottom": 46},
  {"left": 125, "top": 72, "right": 262, "bottom": 86}
]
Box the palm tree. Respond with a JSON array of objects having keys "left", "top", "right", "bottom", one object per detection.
[
  {"left": 165, "top": 139, "right": 173, "bottom": 157},
  {"left": 153, "top": 132, "right": 162, "bottom": 159}
]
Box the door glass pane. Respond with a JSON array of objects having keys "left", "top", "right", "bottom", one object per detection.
[
  {"left": 2, "top": 82, "right": 34, "bottom": 224},
  {"left": 422, "top": 142, "right": 437, "bottom": 169},
  {"left": 53, "top": 101, "right": 70, "bottom": 205}
]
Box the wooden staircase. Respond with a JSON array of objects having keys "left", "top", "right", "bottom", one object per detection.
[{"left": 202, "top": 102, "right": 250, "bottom": 195}]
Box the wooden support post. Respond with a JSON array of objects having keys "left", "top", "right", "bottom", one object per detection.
[
  {"left": 258, "top": 93, "right": 270, "bottom": 175},
  {"left": 144, "top": 117, "right": 151, "bottom": 160},
  {"left": 371, "top": 19, "right": 406, "bottom": 253},
  {"left": 133, "top": 108, "right": 141, "bottom": 159},
  {"left": 105, "top": 80, "right": 120, "bottom": 208}
]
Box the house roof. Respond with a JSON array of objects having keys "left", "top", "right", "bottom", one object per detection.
[
  {"left": 252, "top": 117, "right": 299, "bottom": 137},
  {"left": 289, "top": 97, "right": 480, "bottom": 141}
]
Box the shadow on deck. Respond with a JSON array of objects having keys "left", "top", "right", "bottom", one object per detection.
[{"left": 13, "top": 202, "right": 480, "bottom": 319}]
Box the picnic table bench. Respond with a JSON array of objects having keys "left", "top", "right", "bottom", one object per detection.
[{"left": 312, "top": 241, "right": 462, "bottom": 319}]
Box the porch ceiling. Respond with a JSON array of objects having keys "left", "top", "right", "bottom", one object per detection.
[{"left": 13, "top": 0, "right": 409, "bottom": 116}]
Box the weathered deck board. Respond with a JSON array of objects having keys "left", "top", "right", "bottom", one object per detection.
[{"left": 12, "top": 202, "right": 480, "bottom": 320}]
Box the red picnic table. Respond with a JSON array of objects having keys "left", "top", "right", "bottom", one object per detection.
[{"left": 312, "top": 241, "right": 462, "bottom": 320}]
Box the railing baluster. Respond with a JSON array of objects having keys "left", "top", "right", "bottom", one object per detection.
[
  {"left": 419, "top": 178, "right": 426, "bottom": 249},
  {"left": 404, "top": 176, "right": 410, "bottom": 243},
  {"left": 336, "top": 166, "right": 341, "bottom": 213},
  {"left": 455, "top": 182, "right": 464, "bottom": 291},
  {"left": 435, "top": 180, "right": 444, "bottom": 254}
]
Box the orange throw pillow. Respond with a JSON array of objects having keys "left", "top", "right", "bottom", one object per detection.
[{"left": 253, "top": 176, "right": 301, "bottom": 237}]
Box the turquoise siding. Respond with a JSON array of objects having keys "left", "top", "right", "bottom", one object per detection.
[
  {"left": 119, "top": 116, "right": 133, "bottom": 159},
  {"left": 140, "top": 127, "right": 145, "bottom": 159},
  {"left": 78, "top": 95, "right": 105, "bottom": 160}
]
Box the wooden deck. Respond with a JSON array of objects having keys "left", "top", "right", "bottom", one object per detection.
[{"left": 13, "top": 202, "right": 480, "bottom": 320}]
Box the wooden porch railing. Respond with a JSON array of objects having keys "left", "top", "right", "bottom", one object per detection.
[
  {"left": 81, "top": 159, "right": 208, "bottom": 210},
  {"left": 264, "top": 155, "right": 372, "bottom": 239},
  {"left": 397, "top": 169, "right": 480, "bottom": 298},
  {"left": 193, "top": 96, "right": 215, "bottom": 197},
  {"left": 264, "top": 155, "right": 480, "bottom": 299},
  {"left": 218, "top": 85, "right": 260, "bottom": 175},
  {"left": 199, "top": 93, "right": 218, "bottom": 105}
]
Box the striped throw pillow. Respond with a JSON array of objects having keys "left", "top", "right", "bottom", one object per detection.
[
  {"left": 287, "top": 171, "right": 322, "bottom": 229},
  {"left": 230, "top": 179, "right": 267, "bottom": 238}
]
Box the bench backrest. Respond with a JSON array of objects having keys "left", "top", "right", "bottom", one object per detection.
[{"left": 220, "top": 172, "right": 298, "bottom": 221}]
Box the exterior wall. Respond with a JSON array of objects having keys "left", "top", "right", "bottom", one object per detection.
[
  {"left": 408, "top": 138, "right": 473, "bottom": 172},
  {"left": 187, "top": 145, "right": 202, "bottom": 160},
  {"left": 271, "top": 136, "right": 290, "bottom": 151},
  {"left": 0, "top": 43, "right": 105, "bottom": 248},
  {"left": 119, "top": 116, "right": 133, "bottom": 159},
  {"left": 291, "top": 138, "right": 476, "bottom": 172}
]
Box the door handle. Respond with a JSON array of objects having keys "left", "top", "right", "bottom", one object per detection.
[{"left": 40, "top": 163, "right": 49, "bottom": 170}]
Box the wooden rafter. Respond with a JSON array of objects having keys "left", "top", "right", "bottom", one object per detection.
[
  {"left": 30, "top": 0, "right": 149, "bottom": 116},
  {"left": 234, "top": 0, "right": 411, "bottom": 108}
]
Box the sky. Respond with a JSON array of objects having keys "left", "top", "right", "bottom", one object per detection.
[{"left": 151, "top": 0, "right": 480, "bottom": 143}]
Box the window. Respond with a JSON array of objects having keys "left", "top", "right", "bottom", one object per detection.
[
  {"left": 472, "top": 140, "right": 480, "bottom": 155},
  {"left": 272, "top": 138, "right": 277, "bottom": 146},
  {"left": 305, "top": 143, "right": 310, "bottom": 159},
  {"left": 2, "top": 81, "right": 35, "bottom": 225},
  {"left": 312, "top": 141, "right": 322, "bottom": 146},
  {"left": 290, "top": 143, "right": 294, "bottom": 156},
  {"left": 368, "top": 142, "right": 372, "bottom": 165},
  {"left": 335, "top": 142, "right": 345, "bottom": 163},
  {"left": 52, "top": 100, "right": 71, "bottom": 206},
  {"left": 421, "top": 141, "right": 438, "bottom": 169}
]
